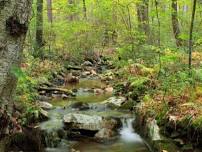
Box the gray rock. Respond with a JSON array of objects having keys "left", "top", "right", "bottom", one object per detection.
[
  {"left": 40, "top": 109, "right": 49, "bottom": 119},
  {"left": 95, "top": 128, "right": 115, "bottom": 139},
  {"left": 94, "top": 88, "right": 104, "bottom": 94},
  {"left": 37, "top": 95, "right": 52, "bottom": 101},
  {"left": 61, "top": 94, "right": 68, "bottom": 99},
  {"left": 102, "top": 96, "right": 126, "bottom": 107},
  {"left": 70, "top": 102, "right": 89, "bottom": 110},
  {"left": 64, "top": 113, "right": 103, "bottom": 131},
  {"left": 81, "top": 71, "right": 91, "bottom": 77},
  {"left": 83, "top": 61, "right": 93, "bottom": 66},
  {"left": 63, "top": 113, "right": 119, "bottom": 131},
  {"left": 104, "top": 87, "right": 113, "bottom": 93},
  {"left": 147, "top": 119, "right": 161, "bottom": 141},
  {"left": 38, "top": 102, "right": 53, "bottom": 110},
  {"left": 182, "top": 144, "right": 193, "bottom": 151}
]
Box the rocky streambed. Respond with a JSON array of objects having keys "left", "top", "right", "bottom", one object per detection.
[
  {"left": 36, "top": 59, "right": 182, "bottom": 152},
  {"left": 39, "top": 76, "right": 150, "bottom": 152},
  {"left": 4, "top": 59, "right": 199, "bottom": 152}
]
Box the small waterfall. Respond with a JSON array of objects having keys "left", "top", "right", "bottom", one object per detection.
[
  {"left": 120, "top": 118, "right": 143, "bottom": 142},
  {"left": 43, "top": 130, "right": 61, "bottom": 148},
  {"left": 40, "top": 108, "right": 65, "bottom": 148}
]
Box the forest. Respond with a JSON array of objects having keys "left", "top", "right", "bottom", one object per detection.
[{"left": 0, "top": 0, "right": 202, "bottom": 152}]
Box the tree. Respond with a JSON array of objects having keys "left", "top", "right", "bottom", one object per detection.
[
  {"left": 154, "top": 0, "right": 161, "bottom": 46},
  {"left": 35, "top": 0, "right": 44, "bottom": 57},
  {"left": 0, "top": 0, "right": 33, "bottom": 130},
  {"left": 171, "top": 0, "right": 183, "bottom": 47},
  {"left": 47, "top": 0, "right": 53, "bottom": 23},
  {"left": 68, "top": 0, "right": 75, "bottom": 21},
  {"left": 82, "top": 0, "right": 87, "bottom": 20},
  {"left": 189, "top": 0, "right": 197, "bottom": 70},
  {"left": 136, "top": 0, "right": 150, "bottom": 43}
]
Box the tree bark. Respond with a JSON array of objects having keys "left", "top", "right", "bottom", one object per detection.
[
  {"left": 68, "top": 0, "right": 74, "bottom": 21},
  {"left": 35, "top": 0, "right": 44, "bottom": 56},
  {"left": 46, "top": 0, "right": 53, "bottom": 23},
  {"left": 82, "top": 0, "right": 87, "bottom": 20},
  {"left": 171, "top": 0, "right": 182, "bottom": 47},
  {"left": 136, "top": 0, "right": 150, "bottom": 43},
  {"left": 189, "top": 0, "right": 197, "bottom": 70},
  {"left": 154, "top": 0, "right": 161, "bottom": 46},
  {"left": 0, "top": 0, "right": 32, "bottom": 117}
]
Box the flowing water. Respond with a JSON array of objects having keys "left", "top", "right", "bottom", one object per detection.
[
  {"left": 40, "top": 79, "right": 150, "bottom": 152},
  {"left": 71, "top": 118, "right": 149, "bottom": 152}
]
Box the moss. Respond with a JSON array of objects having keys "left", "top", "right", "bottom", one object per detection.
[
  {"left": 119, "top": 100, "right": 135, "bottom": 110},
  {"left": 0, "top": 0, "right": 10, "bottom": 10},
  {"left": 154, "top": 140, "right": 180, "bottom": 152},
  {"left": 193, "top": 116, "right": 202, "bottom": 128}
]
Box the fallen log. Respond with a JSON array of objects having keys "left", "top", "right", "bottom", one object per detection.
[
  {"left": 38, "top": 87, "right": 73, "bottom": 95},
  {"left": 65, "top": 65, "right": 82, "bottom": 70}
]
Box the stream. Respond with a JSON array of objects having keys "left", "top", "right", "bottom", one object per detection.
[{"left": 40, "top": 78, "right": 150, "bottom": 152}]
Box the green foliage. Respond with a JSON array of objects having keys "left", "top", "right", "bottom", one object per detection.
[
  {"left": 192, "top": 68, "right": 202, "bottom": 82},
  {"left": 159, "top": 70, "right": 191, "bottom": 95},
  {"left": 11, "top": 66, "right": 37, "bottom": 102},
  {"left": 193, "top": 116, "right": 202, "bottom": 128},
  {"left": 129, "top": 76, "right": 150, "bottom": 88},
  {"left": 128, "top": 76, "right": 150, "bottom": 100},
  {"left": 21, "top": 106, "right": 40, "bottom": 125}
]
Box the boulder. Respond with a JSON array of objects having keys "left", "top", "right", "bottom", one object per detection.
[
  {"left": 72, "top": 70, "right": 80, "bottom": 77},
  {"left": 61, "top": 94, "right": 68, "bottom": 99},
  {"left": 38, "top": 102, "right": 53, "bottom": 110},
  {"left": 70, "top": 102, "right": 89, "bottom": 110},
  {"left": 104, "top": 87, "right": 113, "bottom": 93},
  {"left": 37, "top": 95, "right": 52, "bottom": 101},
  {"left": 95, "top": 128, "right": 116, "bottom": 139},
  {"left": 102, "top": 96, "right": 126, "bottom": 107},
  {"left": 81, "top": 71, "right": 91, "bottom": 77},
  {"left": 147, "top": 119, "right": 161, "bottom": 141},
  {"left": 64, "top": 114, "right": 103, "bottom": 131},
  {"left": 90, "top": 69, "right": 97, "bottom": 75},
  {"left": 63, "top": 113, "right": 119, "bottom": 132},
  {"left": 94, "top": 88, "right": 104, "bottom": 94},
  {"left": 119, "top": 100, "right": 135, "bottom": 110},
  {"left": 67, "top": 76, "right": 79, "bottom": 84},
  {"left": 39, "top": 109, "right": 49, "bottom": 120}
]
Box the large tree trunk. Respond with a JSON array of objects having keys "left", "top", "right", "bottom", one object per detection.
[
  {"left": 35, "top": 0, "right": 44, "bottom": 57},
  {"left": 136, "top": 0, "right": 150, "bottom": 43},
  {"left": 47, "top": 0, "right": 53, "bottom": 23},
  {"left": 0, "top": 0, "right": 33, "bottom": 134},
  {"left": 171, "top": 0, "right": 182, "bottom": 47}
]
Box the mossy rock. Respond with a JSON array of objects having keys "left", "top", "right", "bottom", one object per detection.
[
  {"left": 106, "top": 103, "right": 119, "bottom": 110},
  {"left": 6, "top": 130, "right": 43, "bottom": 152},
  {"left": 119, "top": 100, "right": 135, "bottom": 110},
  {"left": 153, "top": 140, "right": 180, "bottom": 152}
]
